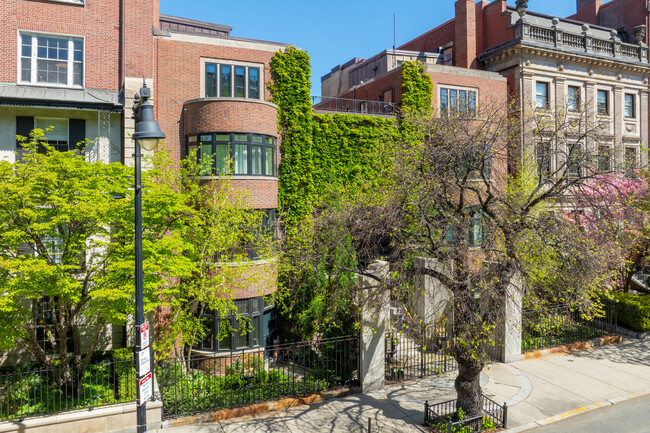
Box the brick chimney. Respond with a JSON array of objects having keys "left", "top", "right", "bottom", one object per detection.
[
  {"left": 455, "top": 0, "right": 477, "bottom": 69},
  {"left": 575, "top": 0, "right": 602, "bottom": 24}
]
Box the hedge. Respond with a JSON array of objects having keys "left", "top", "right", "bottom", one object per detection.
[{"left": 612, "top": 292, "right": 650, "bottom": 332}]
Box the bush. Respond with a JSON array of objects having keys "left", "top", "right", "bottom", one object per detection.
[
  {"left": 612, "top": 292, "right": 650, "bottom": 332},
  {"left": 267, "top": 369, "right": 288, "bottom": 383}
]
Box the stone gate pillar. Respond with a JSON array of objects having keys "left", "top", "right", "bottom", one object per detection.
[{"left": 358, "top": 260, "right": 389, "bottom": 393}]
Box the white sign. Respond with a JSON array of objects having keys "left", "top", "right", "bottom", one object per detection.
[
  {"left": 137, "top": 348, "right": 151, "bottom": 376},
  {"left": 138, "top": 372, "right": 152, "bottom": 405},
  {"left": 140, "top": 321, "right": 150, "bottom": 349}
]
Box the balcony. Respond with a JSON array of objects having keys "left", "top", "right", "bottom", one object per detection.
[
  {"left": 514, "top": 14, "right": 648, "bottom": 63},
  {"left": 312, "top": 96, "right": 397, "bottom": 116}
]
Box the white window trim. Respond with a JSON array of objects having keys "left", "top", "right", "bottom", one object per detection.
[
  {"left": 17, "top": 30, "right": 85, "bottom": 89},
  {"left": 200, "top": 58, "right": 264, "bottom": 100}
]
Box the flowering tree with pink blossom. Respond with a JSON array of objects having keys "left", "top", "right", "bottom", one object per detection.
[{"left": 570, "top": 173, "right": 649, "bottom": 292}]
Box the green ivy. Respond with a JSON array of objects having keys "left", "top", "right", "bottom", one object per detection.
[
  {"left": 400, "top": 61, "right": 433, "bottom": 115},
  {"left": 269, "top": 47, "right": 315, "bottom": 230},
  {"left": 268, "top": 50, "right": 433, "bottom": 340}
]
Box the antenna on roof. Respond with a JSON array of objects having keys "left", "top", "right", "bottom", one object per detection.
[{"left": 393, "top": 12, "right": 396, "bottom": 68}]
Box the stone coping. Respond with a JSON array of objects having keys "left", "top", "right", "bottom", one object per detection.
[{"left": 521, "top": 335, "right": 622, "bottom": 359}]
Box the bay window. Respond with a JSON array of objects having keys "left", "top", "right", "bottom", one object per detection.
[{"left": 189, "top": 132, "right": 276, "bottom": 177}]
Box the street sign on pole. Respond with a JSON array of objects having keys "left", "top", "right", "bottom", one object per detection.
[
  {"left": 137, "top": 348, "right": 151, "bottom": 376},
  {"left": 140, "top": 321, "right": 150, "bottom": 349},
  {"left": 138, "top": 372, "right": 152, "bottom": 405}
]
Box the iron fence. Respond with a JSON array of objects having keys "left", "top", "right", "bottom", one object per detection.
[
  {"left": 424, "top": 395, "right": 507, "bottom": 433},
  {"left": 0, "top": 357, "right": 136, "bottom": 422},
  {"left": 312, "top": 96, "right": 396, "bottom": 115},
  {"left": 385, "top": 325, "right": 456, "bottom": 383},
  {"left": 157, "top": 334, "right": 359, "bottom": 420},
  {"left": 522, "top": 301, "right": 617, "bottom": 353}
]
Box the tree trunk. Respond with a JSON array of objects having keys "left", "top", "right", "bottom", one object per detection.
[{"left": 455, "top": 357, "right": 483, "bottom": 418}]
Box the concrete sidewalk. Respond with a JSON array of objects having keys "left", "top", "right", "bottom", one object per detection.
[{"left": 155, "top": 338, "right": 650, "bottom": 432}]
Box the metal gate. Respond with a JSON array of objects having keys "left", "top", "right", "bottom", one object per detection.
[{"left": 385, "top": 325, "right": 456, "bottom": 383}]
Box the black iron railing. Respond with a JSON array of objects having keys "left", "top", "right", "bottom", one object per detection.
[
  {"left": 424, "top": 395, "right": 507, "bottom": 433},
  {"left": 0, "top": 357, "right": 136, "bottom": 422},
  {"left": 522, "top": 301, "right": 617, "bottom": 353},
  {"left": 312, "top": 96, "right": 397, "bottom": 115},
  {"left": 385, "top": 325, "right": 456, "bottom": 383},
  {"left": 158, "top": 334, "right": 359, "bottom": 420}
]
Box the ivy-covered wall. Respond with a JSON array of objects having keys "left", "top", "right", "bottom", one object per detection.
[
  {"left": 269, "top": 48, "right": 429, "bottom": 226},
  {"left": 268, "top": 48, "right": 433, "bottom": 339}
]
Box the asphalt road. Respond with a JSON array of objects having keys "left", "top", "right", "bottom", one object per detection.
[{"left": 525, "top": 394, "right": 650, "bottom": 433}]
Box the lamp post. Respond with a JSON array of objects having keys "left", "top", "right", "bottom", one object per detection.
[{"left": 132, "top": 81, "right": 165, "bottom": 433}]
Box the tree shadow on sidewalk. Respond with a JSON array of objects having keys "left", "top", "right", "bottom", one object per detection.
[{"left": 570, "top": 338, "right": 650, "bottom": 367}]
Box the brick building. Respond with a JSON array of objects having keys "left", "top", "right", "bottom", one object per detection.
[
  {"left": 323, "top": 0, "right": 650, "bottom": 173},
  {"left": 154, "top": 14, "right": 288, "bottom": 354},
  {"left": 0, "top": 1, "right": 287, "bottom": 362}
]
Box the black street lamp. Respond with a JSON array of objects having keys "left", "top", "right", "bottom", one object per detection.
[{"left": 132, "top": 81, "right": 165, "bottom": 433}]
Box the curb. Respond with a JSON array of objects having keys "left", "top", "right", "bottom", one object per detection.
[
  {"left": 504, "top": 390, "right": 650, "bottom": 432},
  {"left": 521, "top": 335, "right": 622, "bottom": 359},
  {"left": 159, "top": 386, "right": 360, "bottom": 429}
]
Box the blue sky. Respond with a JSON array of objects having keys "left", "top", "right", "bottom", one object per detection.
[{"left": 159, "top": 0, "right": 582, "bottom": 95}]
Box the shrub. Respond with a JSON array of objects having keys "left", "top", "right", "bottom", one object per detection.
[
  {"left": 612, "top": 292, "right": 650, "bottom": 332},
  {"left": 267, "top": 369, "right": 288, "bottom": 383}
]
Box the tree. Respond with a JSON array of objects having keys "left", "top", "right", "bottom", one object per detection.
[
  {"left": 153, "top": 150, "right": 276, "bottom": 360},
  {"left": 0, "top": 130, "right": 190, "bottom": 394},
  {"left": 298, "top": 100, "right": 623, "bottom": 417}
]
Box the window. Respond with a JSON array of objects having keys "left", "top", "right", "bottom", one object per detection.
[
  {"left": 625, "top": 94, "right": 635, "bottom": 118},
  {"left": 28, "top": 117, "right": 87, "bottom": 152},
  {"left": 598, "top": 145, "right": 611, "bottom": 172},
  {"left": 213, "top": 208, "right": 277, "bottom": 262},
  {"left": 536, "top": 82, "right": 549, "bottom": 109},
  {"left": 536, "top": 142, "right": 551, "bottom": 179},
  {"left": 567, "top": 86, "right": 580, "bottom": 111},
  {"left": 625, "top": 146, "right": 637, "bottom": 177},
  {"left": 189, "top": 133, "right": 276, "bottom": 177},
  {"left": 197, "top": 297, "right": 274, "bottom": 352},
  {"left": 205, "top": 62, "right": 262, "bottom": 99},
  {"left": 597, "top": 90, "right": 609, "bottom": 115},
  {"left": 20, "top": 33, "right": 83, "bottom": 87},
  {"left": 440, "top": 87, "right": 477, "bottom": 116},
  {"left": 34, "top": 298, "right": 73, "bottom": 354},
  {"left": 567, "top": 143, "right": 582, "bottom": 179},
  {"left": 445, "top": 210, "right": 486, "bottom": 247},
  {"left": 468, "top": 211, "right": 485, "bottom": 247}
]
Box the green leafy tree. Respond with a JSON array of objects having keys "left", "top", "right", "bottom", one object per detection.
[
  {"left": 153, "top": 151, "right": 276, "bottom": 359},
  {"left": 303, "top": 100, "right": 621, "bottom": 417},
  {"left": 0, "top": 129, "right": 191, "bottom": 395}
]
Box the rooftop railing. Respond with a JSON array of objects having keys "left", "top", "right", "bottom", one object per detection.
[
  {"left": 516, "top": 19, "right": 648, "bottom": 63},
  {"left": 312, "top": 96, "right": 397, "bottom": 116}
]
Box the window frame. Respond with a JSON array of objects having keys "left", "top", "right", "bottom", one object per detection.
[
  {"left": 204, "top": 60, "right": 263, "bottom": 100},
  {"left": 197, "top": 297, "right": 273, "bottom": 353},
  {"left": 597, "top": 89, "right": 609, "bottom": 115},
  {"left": 624, "top": 94, "right": 636, "bottom": 118},
  {"left": 536, "top": 141, "right": 551, "bottom": 180},
  {"left": 597, "top": 144, "right": 611, "bottom": 173},
  {"left": 189, "top": 132, "right": 277, "bottom": 178},
  {"left": 439, "top": 85, "right": 478, "bottom": 117},
  {"left": 567, "top": 85, "right": 581, "bottom": 112},
  {"left": 18, "top": 31, "right": 84, "bottom": 88},
  {"left": 625, "top": 146, "right": 638, "bottom": 177},
  {"left": 535, "top": 81, "right": 550, "bottom": 109},
  {"left": 567, "top": 142, "right": 583, "bottom": 179}
]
